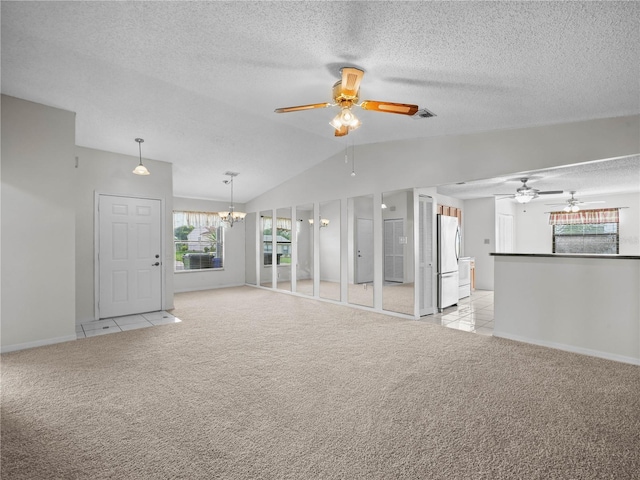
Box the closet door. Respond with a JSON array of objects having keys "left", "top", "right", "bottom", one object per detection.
[
  {"left": 384, "top": 219, "right": 404, "bottom": 282},
  {"left": 419, "top": 196, "right": 435, "bottom": 316}
]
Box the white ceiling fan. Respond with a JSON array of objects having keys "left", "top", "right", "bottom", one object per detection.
[
  {"left": 545, "top": 191, "right": 605, "bottom": 212},
  {"left": 495, "top": 178, "right": 563, "bottom": 204}
]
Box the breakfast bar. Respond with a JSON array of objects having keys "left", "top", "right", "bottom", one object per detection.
[{"left": 491, "top": 253, "right": 640, "bottom": 365}]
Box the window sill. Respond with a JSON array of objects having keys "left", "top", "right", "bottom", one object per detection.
[{"left": 174, "top": 268, "right": 225, "bottom": 274}]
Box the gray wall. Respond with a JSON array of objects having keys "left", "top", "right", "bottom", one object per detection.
[{"left": 1, "top": 95, "right": 77, "bottom": 350}]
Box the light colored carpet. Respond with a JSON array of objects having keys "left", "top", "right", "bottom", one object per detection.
[{"left": 2, "top": 286, "right": 639, "bottom": 479}]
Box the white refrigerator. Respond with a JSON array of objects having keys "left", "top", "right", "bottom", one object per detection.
[{"left": 437, "top": 215, "right": 460, "bottom": 311}]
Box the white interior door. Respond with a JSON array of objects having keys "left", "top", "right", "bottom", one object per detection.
[
  {"left": 384, "top": 219, "right": 404, "bottom": 282},
  {"left": 98, "top": 195, "right": 162, "bottom": 318},
  {"left": 497, "top": 214, "right": 514, "bottom": 253},
  {"left": 355, "top": 218, "right": 374, "bottom": 284},
  {"left": 419, "top": 196, "right": 435, "bottom": 316}
]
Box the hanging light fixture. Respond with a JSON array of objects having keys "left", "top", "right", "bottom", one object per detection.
[
  {"left": 218, "top": 172, "right": 246, "bottom": 228},
  {"left": 132, "top": 138, "right": 150, "bottom": 175}
]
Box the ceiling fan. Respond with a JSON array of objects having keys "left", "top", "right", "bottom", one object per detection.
[
  {"left": 496, "top": 178, "right": 563, "bottom": 204},
  {"left": 274, "top": 67, "right": 432, "bottom": 137},
  {"left": 545, "top": 191, "right": 605, "bottom": 212}
]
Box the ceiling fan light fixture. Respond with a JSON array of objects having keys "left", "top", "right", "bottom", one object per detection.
[
  {"left": 339, "top": 107, "right": 355, "bottom": 125},
  {"left": 571, "top": 205, "right": 580, "bottom": 212},
  {"left": 515, "top": 192, "right": 533, "bottom": 204},
  {"left": 348, "top": 116, "right": 361, "bottom": 130},
  {"left": 330, "top": 114, "right": 343, "bottom": 130}
]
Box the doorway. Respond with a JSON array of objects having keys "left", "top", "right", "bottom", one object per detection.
[
  {"left": 355, "top": 217, "right": 374, "bottom": 284},
  {"left": 97, "top": 194, "right": 163, "bottom": 319}
]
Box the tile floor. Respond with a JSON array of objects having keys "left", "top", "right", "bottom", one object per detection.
[
  {"left": 76, "top": 311, "right": 181, "bottom": 339},
  {"left": 422, "top": 289, "right": 494, "bottom": 335}
]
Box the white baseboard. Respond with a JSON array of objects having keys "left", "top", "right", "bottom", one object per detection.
[
  {"left": 493, "top": 330, "right": 640, "bottom": 366},
  {"left": 1, "top": 334, "right": 78, "bottom": 354}
]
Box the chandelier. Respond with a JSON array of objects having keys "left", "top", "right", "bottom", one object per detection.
[{"left": 218, "top": 172, "right": 246, "bottom": 227}]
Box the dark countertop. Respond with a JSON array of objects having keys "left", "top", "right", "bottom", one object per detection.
[{"left": 490, "top": 253, "right": 640, "bottom": 260}]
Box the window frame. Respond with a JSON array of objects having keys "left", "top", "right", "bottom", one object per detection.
[{"left": 173, "top": 211, "right": 225, "bottom": 273}]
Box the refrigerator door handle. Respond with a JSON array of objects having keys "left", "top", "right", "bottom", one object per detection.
[{"left": 455, "top": 226, "right": 461, "bottom": 262}]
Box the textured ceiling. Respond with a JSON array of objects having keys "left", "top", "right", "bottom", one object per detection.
[
  {"left": 436, "top": 155, "right": 640, "bottom": 201},
  {"left": 2, "top": 1, "right": 639, "bottom": 202}
]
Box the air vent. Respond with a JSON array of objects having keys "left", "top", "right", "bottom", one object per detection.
[{"left": 412, "top": 108, "right": 436, "bottom": 119}]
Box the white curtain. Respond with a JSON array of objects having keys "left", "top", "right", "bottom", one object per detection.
[{"left": 549, "top": 208, "right": 619, "bottom": 225}]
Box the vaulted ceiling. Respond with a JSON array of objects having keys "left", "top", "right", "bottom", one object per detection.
[{"left": 2, "top": 1, "right": 638, "bottom": 203}]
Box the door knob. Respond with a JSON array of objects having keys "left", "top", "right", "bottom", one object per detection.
[{"left": 152, "top": 262, "right": 160, "bottom": 266}]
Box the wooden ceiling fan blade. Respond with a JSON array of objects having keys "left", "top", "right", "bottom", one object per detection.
[
  {"left": 360, "top": 100, "right": 419, "bottom": 116},
  {"left": 340, "top": 67, "right": 364, "bottom": 99},
  {"left": 274, "top": 102, "right": 332, "bottom": 113},
  {"left": 538, "top": 190, "right": 564, "bottom": 195},
  {"left": 334, "top": 125, "right": 349, "bottom": 137}
]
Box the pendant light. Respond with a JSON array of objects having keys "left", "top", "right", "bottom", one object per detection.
[
  {"left": 133, "top": 138, "right": 150, "bottom": 175},
  {"left": 218, "top": 172, "right": 246, "bottom": 227}
]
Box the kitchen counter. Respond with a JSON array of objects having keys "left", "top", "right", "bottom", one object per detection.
[
  {"left": 492, "top": 253, "right": 640, "bottom": 365},
  {"left": 491, "top": 253, "right": 640, "bottom": 260}
]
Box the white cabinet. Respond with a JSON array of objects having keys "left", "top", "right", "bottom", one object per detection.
[{"left": 458, "top": 257, "right": 471, "bottom": 299}]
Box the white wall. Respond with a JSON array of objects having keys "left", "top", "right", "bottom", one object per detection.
[
  {"left": 515, "top": 192, "right": 640, "bottom": 255},
  {"left": 1, "top": 95, "right": 77, "bottom": 351},
  {"left": 75, "top": 146, "right": 175, "bottom": 322},
  {"left": 246, "top": 116, "right": 639, "bottom": 212},
  {"left": 462, "top": 198, "right": 496, "bottom": 290},
  {"left": 494, "top": 255, "right": 640, "bottom": 365},
  {"left": 173, "top": 197, "right": 246, "bottom": 293}
]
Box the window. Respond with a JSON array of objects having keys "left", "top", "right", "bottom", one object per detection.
[
  {"left": 173, "top": 211, "right": 224, "bottom": 271},
  {"left": 262, "top": 216, "right": 291, "bottom": 265},
  {"left": 549, "top": 209, "right": 619, "bottom": 254}
]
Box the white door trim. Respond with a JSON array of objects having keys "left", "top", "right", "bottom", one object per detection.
[{"left": 94, "top": 192, "right": 165, "bottom": 320}]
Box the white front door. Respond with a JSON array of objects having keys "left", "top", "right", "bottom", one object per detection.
[
  {"left": 98, "top": 195, "right": 162, "bottom": 318},
  {"left": 355, "top": 218, "right": 374, "bottom": 284}
]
